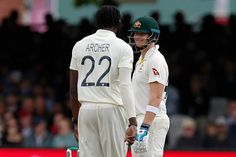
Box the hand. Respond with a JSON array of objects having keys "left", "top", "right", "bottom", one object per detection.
[
  {"left": 125, "top": 125, "right": 137, "bottom": 145},
  {"left": 133, "top": 124, "right": 150, "bottom": 153}
]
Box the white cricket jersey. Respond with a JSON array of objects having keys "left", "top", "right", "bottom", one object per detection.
[
  {"left": 132, "top": 45, "right": 169, "bottom": 116},
  {"left": 70, "top": 29, "right": 133, "bottom": 106}
]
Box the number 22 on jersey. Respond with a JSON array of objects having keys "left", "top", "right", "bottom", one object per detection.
[{"left": 81, "top": 55, "right": 111, "bottom": 87}]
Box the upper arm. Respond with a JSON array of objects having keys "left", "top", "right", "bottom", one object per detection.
[
  {"left": 149, "top": 81, "right": 165, "bottom": 100},
  {"left": 118, "top": 43, "right": 133, "bottom": 70},
  {"left": 118, "top": 67, "right": 132, "bottom": 85},
  {"left": 147, "top": 57, "right": 168, "bottom": 86},
  {"left": 70, "top": 42, "right": 80, "bottom": 71},
  {"left": 70, "top": 69, "right": 78, "bottom": 91},
  {"left": 70, "top": 42, "right": 80, "bottom": 90},
  {"left": 148, "top": 57, "right": 167, "bottom": 103}
]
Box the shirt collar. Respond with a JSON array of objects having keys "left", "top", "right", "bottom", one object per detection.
[
  {"left": 138, "top": 45, "right": 159, "bottom": 64},
  {"left": 95, "top": 29, "right": 116, "bottom": 37},
  {"left": 144, "top": 45, "right": 159, "bottom": 59}
]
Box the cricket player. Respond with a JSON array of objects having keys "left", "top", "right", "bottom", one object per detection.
[
  {"left": 128, "top": 16, "right": 170, "bottom": 157},
  {"left": 69, "top": 6, "right": 137, "bottom": 157}
]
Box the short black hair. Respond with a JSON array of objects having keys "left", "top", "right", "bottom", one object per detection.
[{"left": 95, "top": 5, "right": 121, "bottom": 29}]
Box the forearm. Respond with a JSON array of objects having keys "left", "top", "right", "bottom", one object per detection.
[
  {"left": 69, "top": 70, "right": 81, "bottom": 121},
  {"left": 143, "top": 82, "right": 164, "bottom": 125},
  {"left": 143, "top": 98, "right": 162, "bottom": 125},
  {"left": 70, "top": 88, "right": 80, "bottom": 144},
  {"left": 70, "top": 87, "right": 81, "bottom": 120},
  {"left": 119, "top": 68, "right": 137, "bottom": 125},
  {"left": 120, "top": 83, "right": 136, "bottom": 119}
]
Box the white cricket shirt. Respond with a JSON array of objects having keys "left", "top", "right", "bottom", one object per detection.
[
  {"left": 70, "top": 29, "right": 133, "bottom": 106},
  {"left": 132, "top": 45, "right": 169, "bottom": 116}
]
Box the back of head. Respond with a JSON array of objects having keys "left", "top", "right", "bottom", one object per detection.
[{"left": 95, "top": 5, "right": 121, "bottom": 29}]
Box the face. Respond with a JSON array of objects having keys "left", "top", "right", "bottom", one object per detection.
[{"left": 134, "top": 32, "right": 149, "bottom": 48}]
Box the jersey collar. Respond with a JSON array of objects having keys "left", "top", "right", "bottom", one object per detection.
[
  {"left": 144, "top": 45, "right": 159, "bottom": 59},
  {"left": 138, "top": 45, "right": 159, "bottom": 64},
  {"left": 95, "top": 29, "right": 116, "bottom": 37}
]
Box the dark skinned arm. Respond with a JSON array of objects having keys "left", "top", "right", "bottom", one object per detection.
[{"left": 69, "top": 69, "right": 81, "bottom": 142}]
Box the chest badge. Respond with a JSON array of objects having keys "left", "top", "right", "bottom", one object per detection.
[{"left": 138, "top": 64, "right": 144, "bottom": 72}]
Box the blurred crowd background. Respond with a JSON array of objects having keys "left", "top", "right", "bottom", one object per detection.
[{"left": 0, "top": 6, "right": 236, "bottom": 150}]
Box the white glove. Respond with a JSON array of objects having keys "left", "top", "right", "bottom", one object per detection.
[{"left": 133, "top": 123, "right": 150, "bottom": 153}]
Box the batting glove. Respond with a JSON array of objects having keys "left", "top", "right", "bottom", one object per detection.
[{"left": 133, "top": 123, "right": 150, "bottom": 153}]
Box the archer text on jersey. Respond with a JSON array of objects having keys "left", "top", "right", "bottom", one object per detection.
[{"left": 86, "top": 43, "right": 110, "bottom": 52}]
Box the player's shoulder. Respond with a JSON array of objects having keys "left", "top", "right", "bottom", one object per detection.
[
  {"left": 155, "top": 50, "right": 165, "bottom": 59},
  {"left": 116, "top": 38, "right": 133, "bottom": 50},
  {"left": 73, "top": 34, "right": 93, "bottom": 47},
  {"left": 149, "top": 48, "right": 166, "bottom": 63},
  {"left": 108, "top": 37, "right": 133, "bottom": 54}
]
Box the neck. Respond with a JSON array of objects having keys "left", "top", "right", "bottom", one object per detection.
[
  {"left": 102, "top": 27, "right": 117, "bottom": 33},
  {"left": 140, "top": 42, "right": 155, "bottom": 59}
]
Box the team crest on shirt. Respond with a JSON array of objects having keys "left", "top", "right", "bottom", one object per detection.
[
  {"left": 138, "top": 64, "right": 144, "bottom": 72},
  {"left": 134, "top": 21, "right": 141, "bottom": 28},
  {"left": 152, "top": 68, "right": 159, "bottom": 75}
]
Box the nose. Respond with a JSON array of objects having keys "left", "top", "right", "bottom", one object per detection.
[
  {"left": 134, "top": 33, "right": 142, "bottom": 38},
  {"left": 134, "top": 35, "right": 143, "bottom": 41}
]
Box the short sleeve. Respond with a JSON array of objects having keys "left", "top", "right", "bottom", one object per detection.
[
  {"left": 69, "top": 43, "right": 79, "bottom": 70},
  {"left": 147, "top": 58, "right": 168, "bottom": 85},
  {"left": 118, "top": 44, "right": 133, "bottom": 69},
  {"left": 69, "top": 56, "right": 78, "bottom": 70}
]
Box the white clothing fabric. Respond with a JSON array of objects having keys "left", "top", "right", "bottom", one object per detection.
[
  {"left": 70, "top": 29, "right": 133, "bottom": 108},
  {"left": 78, "top": 102, "right": 128, "bottom": 157},
  {"left": 132, "top": 115, "right": 170, "bottom": 157},
  {"left": 132, "top": 45, "right": 169, "bottom": 117}
]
